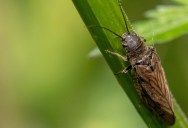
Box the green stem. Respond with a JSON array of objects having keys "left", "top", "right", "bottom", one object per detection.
[{"left": 72, "top": 0, "right": 188, "bottom": 127}]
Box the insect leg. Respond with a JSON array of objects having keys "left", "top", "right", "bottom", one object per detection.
[
  {"left": 115, "top": 65, "right": 132, "bottom": 74},
  {"left": 105, "top": 50, "right": 127, "bottom": 61}
]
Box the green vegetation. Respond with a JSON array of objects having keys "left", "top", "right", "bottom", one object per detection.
[{"left": 73, "top": 0, "right": 188, "bottom": 127}]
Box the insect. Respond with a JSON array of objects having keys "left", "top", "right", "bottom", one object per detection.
[{"left": 96, "top": 0, "right": 175, "bottom": 125}]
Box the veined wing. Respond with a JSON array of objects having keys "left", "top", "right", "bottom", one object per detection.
[{"left": 134, "top": 52, "right": 175, "bottom": 125}]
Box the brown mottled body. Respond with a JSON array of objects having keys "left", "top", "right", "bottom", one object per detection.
[
  {"left": 106, "top": 32, "right": 175, "bottom": 125},
  {"left": 124, "top": 33, "right": 175, "bottom": 125}
]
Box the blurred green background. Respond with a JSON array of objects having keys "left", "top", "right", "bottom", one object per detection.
[{"left": 0, "top": 0, "right": 188, "bottom": 128}]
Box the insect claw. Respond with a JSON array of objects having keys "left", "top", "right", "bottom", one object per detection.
[
  {"left": 115, "top": 65, "right": 132, "bottom": 75},
  {"left": 115, "top": 68, "right": 129, "bottom": 75},
  {"left": 121, "top": 69, "right": 128, "bottom": 74},
  {"left": 114, "top": 71, "right": 126, "bottom": 75}
]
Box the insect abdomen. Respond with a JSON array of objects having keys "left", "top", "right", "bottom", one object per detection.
[{"left": 132, "top": 47, "right": 175, "bottom": 125}]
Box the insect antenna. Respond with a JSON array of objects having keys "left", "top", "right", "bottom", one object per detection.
[
  {"left": 118, "top": 0, "right": 130, "bottom": 34},
  {"left": 89, "top": 25, "right": 123, "bottom": 39}
]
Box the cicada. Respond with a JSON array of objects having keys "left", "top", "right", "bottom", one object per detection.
[{"left": 97, "top": 0, "right": 175, "bottom": 125}]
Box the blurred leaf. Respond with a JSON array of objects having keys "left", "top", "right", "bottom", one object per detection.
[
  {"left": 172, "top": 0, "right": 188, "bottom": 5},
  {"left": 135, "top": 6, "right": 188, "bottom": 44}
]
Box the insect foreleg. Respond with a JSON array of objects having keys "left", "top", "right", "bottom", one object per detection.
[
  {"left": 115, "top": 65, "right": 132, "bottom": 74},
  {"left": 105, "top": 50, "right": 127, "bottom": 61}
]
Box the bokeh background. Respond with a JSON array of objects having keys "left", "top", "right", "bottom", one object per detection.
[{"left": 0, "top": 0, "right": 188, "bottom": 128}]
